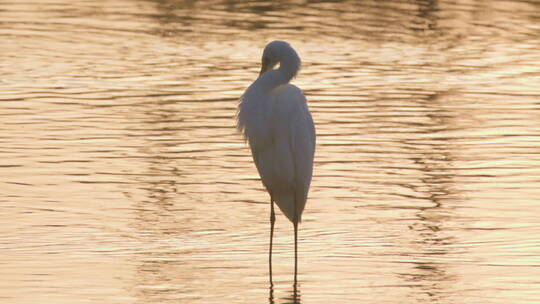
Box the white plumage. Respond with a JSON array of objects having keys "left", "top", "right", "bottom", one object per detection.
[{"left": 237, "top": 40, "right": 315, "bottom": 282}]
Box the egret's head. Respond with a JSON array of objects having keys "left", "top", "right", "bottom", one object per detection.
[{"left": 259, "top": 40, "right": 300, "bottom": 76}]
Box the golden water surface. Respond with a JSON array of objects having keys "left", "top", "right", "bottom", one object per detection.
[{"left": 1, "top": 0, "right": 540, "bottom": 303}]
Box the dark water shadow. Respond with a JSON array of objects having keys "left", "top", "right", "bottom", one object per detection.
[{"left": 269, "top": 283, "right": 301, "bottom": 304}]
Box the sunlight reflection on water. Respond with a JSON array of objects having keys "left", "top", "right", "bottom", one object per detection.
[{"left": 1, "top": 0, "right": 540, "bottom": 303}]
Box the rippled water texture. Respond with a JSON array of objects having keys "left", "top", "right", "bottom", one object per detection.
[{"left": 2, "top": 0, "right": 540, "bottom": 303}]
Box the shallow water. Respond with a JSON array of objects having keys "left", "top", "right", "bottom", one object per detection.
[{"left": 1, "top": 0, "right": 540, "bottom": 303}]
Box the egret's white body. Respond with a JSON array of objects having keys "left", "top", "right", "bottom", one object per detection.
[{"left": 237, "top": 41, "right": 315, "bottom": 282}]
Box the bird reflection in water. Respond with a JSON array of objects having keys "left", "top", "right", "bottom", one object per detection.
[{"left": 269, "top": 282, "right": 301, "bottom": 304}]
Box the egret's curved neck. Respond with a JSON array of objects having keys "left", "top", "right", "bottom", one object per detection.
[
  {"left": 276, "top": 51, "right": 300, "bottom": 85},
  {"left": 258, "top": 50, "right": 300, "bottom": 89}
]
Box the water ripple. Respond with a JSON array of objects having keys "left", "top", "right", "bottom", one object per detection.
[{"left": 1, "top": 0, "right": 540, "bottom": 304}]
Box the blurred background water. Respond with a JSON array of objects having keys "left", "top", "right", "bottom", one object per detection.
[{"left": 1, "top": 0, "right": 540, "bottom": 303}]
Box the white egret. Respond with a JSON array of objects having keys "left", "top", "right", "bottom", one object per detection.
[{"left": 237, "top": 41, "right": 316, "bottom": 283}]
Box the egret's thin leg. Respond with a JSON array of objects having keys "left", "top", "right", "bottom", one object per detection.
[
  {"left": 269, "top": 197, "right": 276, "bottom": 285},
  {"left": 294, "top": 221, "right": 298, "bottom": 284},
  {"left": 293, "top": 189, "right": 299, "bottom": 284}
]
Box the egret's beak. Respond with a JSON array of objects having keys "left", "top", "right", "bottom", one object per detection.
[{"left": 259, "top": 57, "right": 270, "bottom": 76}]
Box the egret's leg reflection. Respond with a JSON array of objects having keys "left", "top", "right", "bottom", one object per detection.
[
  {"left": 293, "top": 282, "right": 301, "bottom": 304},
  {"left": 268, "top": 282, "right": 275, "bottom": 304},
  {"left": 287, "top": 283, "right": 301, "bottom": 304},
  {"left": 268, "top": 282, "right": 301, "bottom": 304}
]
